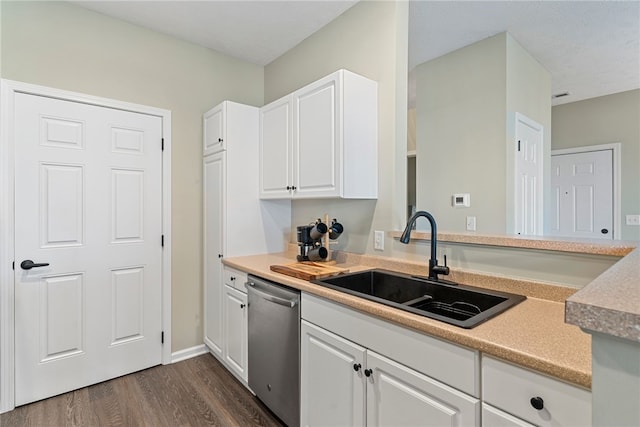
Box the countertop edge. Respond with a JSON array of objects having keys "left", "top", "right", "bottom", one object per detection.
[
  {"left": 565, "top": 247, "right": 640, "bottom": 342},
  {"left": 388, "top": 231, "right": 636, "bottom": 257}
]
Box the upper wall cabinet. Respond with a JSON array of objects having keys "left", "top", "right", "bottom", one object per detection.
[
  {"left": 259, "top": 69, "right": 378, "bottom": 199},
  {"left": 203, "top": 103, "right": 225, "bottom": 155}
]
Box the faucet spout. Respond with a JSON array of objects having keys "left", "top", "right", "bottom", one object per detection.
[{"left": 400, "top": 211, "right": 450, "bottom": 281}]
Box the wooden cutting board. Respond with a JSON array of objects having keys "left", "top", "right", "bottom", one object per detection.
[{"left": 270, "top": 261, "right": 349, "bottom": 281}]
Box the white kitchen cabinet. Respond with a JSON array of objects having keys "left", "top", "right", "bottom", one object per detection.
[
  {"left": 301, "top": 320, "right": 366, "bottom": 426},
  {"left": 203, "top": 103, "right": 225, "bottom": 155},
  {"left": 301, "top": 301, "right": 480, "bottom": 426},
  {"left": 482, "top": 356, "right": 591, "bottom": 427},
  {"left": 259, "top": 96, "right": 292, "bottom": 198},
  {"left": 203, "top": 101, "right": 290, "bottom": 378},
  {"left": 260, "top": 69, "right": 378, "bottom": 199},
  {"left": 223, "top": 284, "right": 248, "bottom": 382},
  {"left": 203, "top": 152, "right": 225, "bottom": 356}
]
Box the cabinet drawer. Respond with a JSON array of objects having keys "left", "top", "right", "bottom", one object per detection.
[
  {"left": 223, "top": 266, "right": 248, "bottom": 291},
  {"left": 482, "top": 404, "right": 535, "bottom": 427},
  {"left": 482, "top": 356, "right": 591, "bottom": 426}
]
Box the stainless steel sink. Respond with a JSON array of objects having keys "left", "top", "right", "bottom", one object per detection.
[{"left": 312, "top": 269, "right": 526, "bottom": 328}]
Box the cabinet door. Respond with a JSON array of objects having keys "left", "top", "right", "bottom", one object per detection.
[
  {"left": 301, "top": 320, "right": 366, "bottom": 427},
  {"left": 366, "top": 351, "right": 479, "bottom": 427},
  {"left": 204, "top": 103, "right": 225, "bottom": 155},
  {"left": 203, "top": 153, "right": 225, "bottom": 356},
  {"left": 293, "top": 73, "right": 340, "bottom": 198},
  {"left": 260, "top": 96, "right": 292, "bottom": 198},
  {"left": 223, "top": 285, "right": 247, "bottom": 382},
  {"left": 482, "top": 404, "right": 536, "bottom": 427}
]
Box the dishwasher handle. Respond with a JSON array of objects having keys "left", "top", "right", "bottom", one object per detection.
[{"left": 245, "top": 281, "right": 298, "bottom": 308}]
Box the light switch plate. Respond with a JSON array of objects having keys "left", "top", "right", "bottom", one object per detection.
[
  {"left": 374, "top": 230, "right": 384, "bottom": 250},
  {"left": 466, "top": 216, "right": 477, "bottom": 231},
  {"left": 626, "top": 214, "right": 640, "bottom": 226}
]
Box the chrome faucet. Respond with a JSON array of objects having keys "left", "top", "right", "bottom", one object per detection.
[{"left": 400, "top": 210, "right": 450, "bottom": 281}]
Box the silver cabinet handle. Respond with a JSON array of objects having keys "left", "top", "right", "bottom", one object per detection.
[{"left": 245, "top": 282, "right": 297, "bottom": 308}]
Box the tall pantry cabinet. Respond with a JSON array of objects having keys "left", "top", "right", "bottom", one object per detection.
[{"left": 203, "top": 101, "right": 290, "bottom": 383}]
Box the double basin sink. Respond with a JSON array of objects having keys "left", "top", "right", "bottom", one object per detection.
[{"left": 312, "top": 269, "right": 526, "bottom": 328}]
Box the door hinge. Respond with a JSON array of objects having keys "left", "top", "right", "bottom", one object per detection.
[
  {"left": 161, "top": 138, "right": 164, "bottom": 151},
  {"left": 161, "top": 331, "right": 164, "bottom": 344},
  {"left": 161, "top": 235, "right": 165, "bottom": 247},
  {"left": 12, "top": 261, "right": 14, "bottom": 270},
  {"left": 518, "top": 140, "right": 521, "bottom": 152}
]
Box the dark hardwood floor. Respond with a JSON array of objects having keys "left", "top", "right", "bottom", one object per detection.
[{"left": 0, "top": 353, "right": 285, "bottom": 427}]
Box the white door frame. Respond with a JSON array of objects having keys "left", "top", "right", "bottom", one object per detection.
[
  {"left": 551, "top": 142, "right": 621, "bottom": 240},
  {"left": 0, "top": 79, "right": 172, "bottom": 413}
]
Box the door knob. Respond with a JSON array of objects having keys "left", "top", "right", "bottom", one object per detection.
[
  {"left": 20, "top": 260, "right": 50, "bottom": 270},
  {"left": 601, "top": 228, "right": 609, "bottom": 234},
  {"left": 530, "top": 396, "right": 544, "bottom": 410}
]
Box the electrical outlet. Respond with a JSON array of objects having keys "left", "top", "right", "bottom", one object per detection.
[
  {"left": 626, "top": 214, "right": 640, "bottom": 226},
  {"left": 466, "top": 216, "right": 477, "bottom": 231},
  {"left": 374, "top": 230, "right": 384, "bottom": 251}
]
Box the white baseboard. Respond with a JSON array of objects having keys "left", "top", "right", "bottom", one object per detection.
[{"left": 171, "top": 344, "right": 208, "bottom": 363}]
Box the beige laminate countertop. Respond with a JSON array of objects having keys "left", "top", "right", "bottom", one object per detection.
[{"left": 224, "top": 250, "right": 592, "bottom": 389}]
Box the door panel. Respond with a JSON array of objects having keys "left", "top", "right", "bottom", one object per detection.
[
  {"left": 366, "top": 351, "right": 479, "bottom": 427},
  {"left": 40, "top": 273, "right": 85, "bottom": 361},
  {"left": 203, "top": 103, "right": 225, "bottom": 155},
  {"left": 40, "top": 163, "right": 84, "bottom": 247},
  {"left": 111, "top": 267, "right": 145, "bottom": 344},
  {"left": 14, "top": 92, "right": 163, "bottom": 405},
  {"left": 203, "top": 152, "right": 225, "bottom": 356},
  {"left": 550, "top": 150, "right": 613, "bottom": 239},
  {"left": 223, "top": 285, "right": 247, "bottom": 380},
  {"left": 259, "top": 97, "right": 292, "bottom": 197},
  {"left": 514, "top": 114, "right": 544, "bottom": 236},
  {"left": 293, "top": 75, "right": 340, "bottom": 197},
  {"left": 111, "top": 169, "right": 144, "bottom": 242},
  {"left": 301, "top": 320, "right": 365, "bottom": 427}
]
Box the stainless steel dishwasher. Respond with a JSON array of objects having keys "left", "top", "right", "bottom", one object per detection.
[{"left": 246, "top": 275, "right": 300, "bottom": 427}]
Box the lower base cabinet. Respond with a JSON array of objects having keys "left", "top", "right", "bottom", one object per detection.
[
  {"left": 223, "top": 284, "right": 248, "bottom": 382},
  {"left": 301, "top": 320, "right": 479, "bottom": 426},
  {"left": 301, "top": 320, "right": 365, "bottom": 426}
]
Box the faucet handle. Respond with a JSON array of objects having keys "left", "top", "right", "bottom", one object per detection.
[{"left": 433, "top": 255, "right": 450, "bottom": 277}]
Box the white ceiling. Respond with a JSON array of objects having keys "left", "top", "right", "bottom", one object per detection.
[
  {"left": 73, "top": 1, "right": 639, "bottom": 106},
  {"left": 72, "top": 0, "right": 359, "bottom": 66},
  {"left": 409, "top": 1, "right": 640, "bottom": 106}
]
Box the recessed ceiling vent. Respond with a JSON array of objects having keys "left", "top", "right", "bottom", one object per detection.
[{"left": 552, "top": 92, "right": 571, "bottom": 99}]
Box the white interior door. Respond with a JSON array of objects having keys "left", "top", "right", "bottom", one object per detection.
[
  {"left": 14, "top": 92, "right": 163, "bottom": 405},
  {"left": 514, "top": 113, "right": 544, "bottom": 236},
  {"left": 550, "top": 150, "right": 613, "bottom": 239}
]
